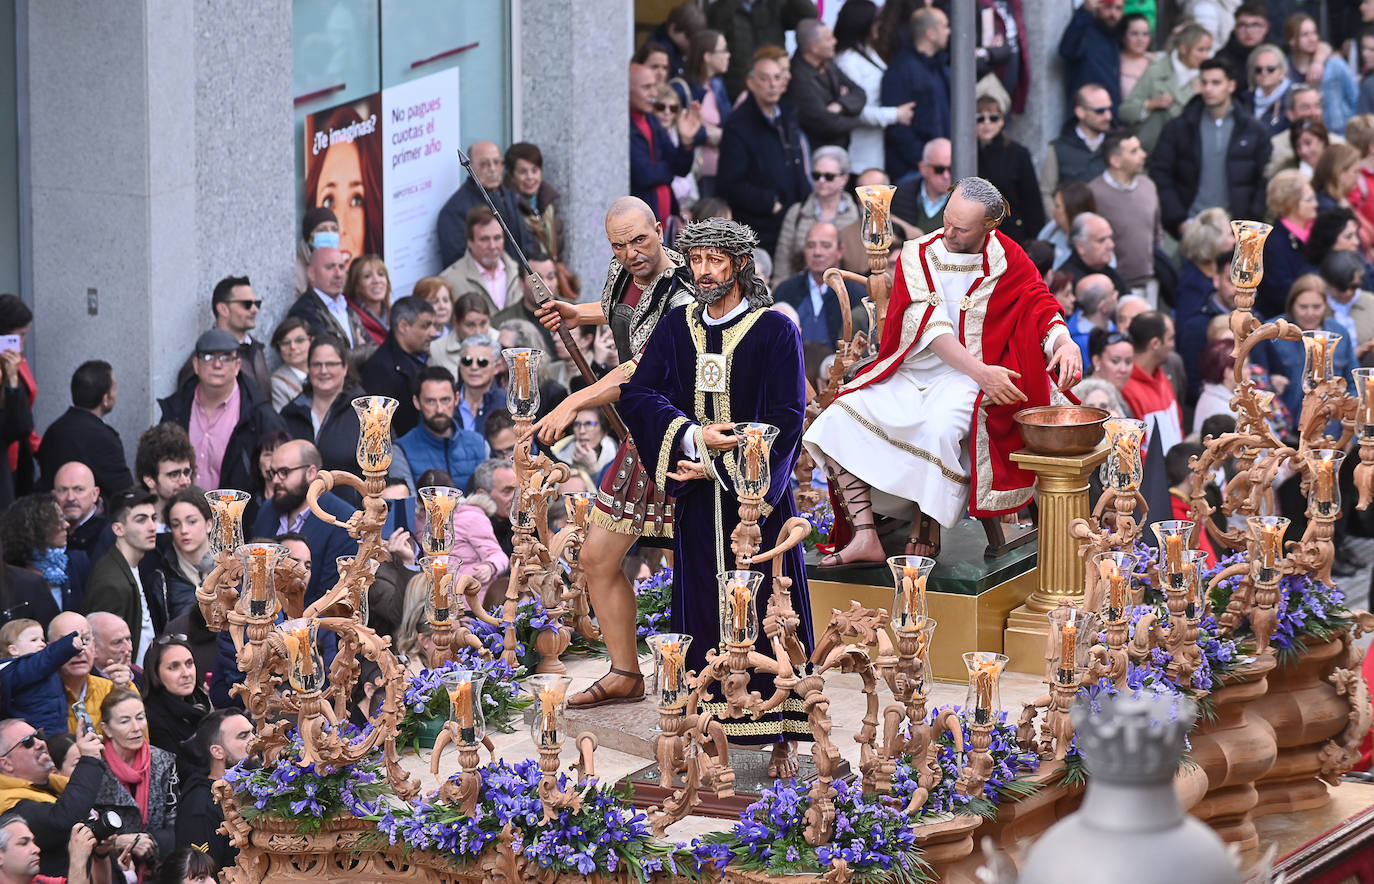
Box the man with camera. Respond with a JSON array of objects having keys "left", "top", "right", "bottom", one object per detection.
[
  {"left": 0, "top": 813, "right": 113, "bottom": 884},
  {"left": 0, "top": 722, "right": 140, "bottom": 879}
]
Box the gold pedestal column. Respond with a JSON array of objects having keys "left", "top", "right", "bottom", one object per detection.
[{"left": 1003, "top": 444, "right": 1109, "bottom": 673}]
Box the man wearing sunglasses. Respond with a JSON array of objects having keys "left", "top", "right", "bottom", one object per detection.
[
  {"left": 1039, "top": 84, "right": 1113, "bottom": 218},
  {"left": 174, "top": 275, "right": 270, "bottom": 397},
  {"left": 0, "top": 719, "right": 108, "bottom": 881},
  {"left": 156, "top": 329, "right": 285, "bottom": 493},
  {"left": 892, "top": 138, "right": 952, "bottom": 234}
]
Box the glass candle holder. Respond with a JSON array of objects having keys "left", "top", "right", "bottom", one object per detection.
[
  {"left": 420, "top": 554, "right": 462, "bottom": 624},
  {"left": 1152, "top": 519, "right": 1196, "bottom": 592},
  {"left": 418, "top": 486, "right": 462, "bottom": 555},
  {"left": 861, "top": 297, "right": 879, "bottom": 356},
  {"left": 908, "top": 616, "right": 938, "bottom": 699},
  {"left": 733, "top": 422, "right": 779, "bottom": 499},
  {"left": 646, "top": 633, "right": 693, "bottom": 712},
  {"left": 1230, "top": 220, "right": 1272, "bottom": 288},
  {"left": 1247, "top": 515, "right": 1290, "bottom": 586},
  {"left": 1092, "top": 551, "right": 1137, "bottom": 623},
  {"left": 336, "top": 555, "right": 380, "bottom": 624},
  {"left": 1046, "top": 607, "right": 1101, "bottom": 686},
  {"left": 1354, "top": 368, "right": 1374, "bottom": 440},
  {"left": 887, "top": 554, "right": 935, "bottom": 633},
  {"left": 442, "top": 669, "right": 485, "bottom": 745},
  {"left": 353, "top": 396, "right": 398, "bottom": 472},
  {"left": 1178, "top": 548, "right": 1209, "bottom": 619},
  {"left": 1100, "top": 418, "right": 1145, "bottom": 492},
  {"left": 206, "top": 489, "right": 250, "bottom": 558},
  {"left": 565, "top": 491, "right": 595, "bottom": 530},
  {"left": 235, "top": 543, "right": 288, "bottom": 619},
  {"left": 855, "top": 184, "right": 897, "bottom": 250},
  {"left": 1308, "top": 449, "right": 1345, "bottom": 519},
  {"left": 963, "top": 651, "right": 1008, "bottom": 726},
  {"left": 1301, "top": 329, "right": 1341, "bottom": 391},
  {"left": 526, "top": 674, "right": 573, "bottom": 748},
  {"left": 717, "top": 569, "right": 764, "bottom": 648},
  {"left": 502, "top": 348, "right": 543, "bottom": 418},
  {"left": 280, "top": 618, "right": 323, "bottom": 693}
]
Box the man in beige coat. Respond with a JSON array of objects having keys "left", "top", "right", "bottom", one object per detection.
[{"left": 438, "top": 205, "right": 521, "bottom": 316}]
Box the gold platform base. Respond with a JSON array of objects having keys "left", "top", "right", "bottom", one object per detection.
[
  {"left": 807, "top": 569, "right": 1036, "bottom": 682},
  {"left": 1004, "top": 603, "right": 1054, "bottom": 675}
]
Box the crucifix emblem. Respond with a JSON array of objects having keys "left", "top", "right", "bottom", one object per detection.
[{"left": 697, "top": 353, "right": 726, "bottom": 393}]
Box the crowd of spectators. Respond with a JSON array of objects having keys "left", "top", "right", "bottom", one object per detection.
[{"left": 1, "top": 1, "right": 1374, "bottom": 880}]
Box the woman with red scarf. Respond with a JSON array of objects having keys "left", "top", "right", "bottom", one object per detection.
[{"left": 94, "top": 689, "right": 177, "bottom": 872}]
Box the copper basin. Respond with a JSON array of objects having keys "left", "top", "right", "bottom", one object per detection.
[{"left": 1013, "top": 405, "right": 1110, "bottom": 456}]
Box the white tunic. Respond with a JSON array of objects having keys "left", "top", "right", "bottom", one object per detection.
[{"left": 803, "top": 237, "right": 1067, "bottom": 529}]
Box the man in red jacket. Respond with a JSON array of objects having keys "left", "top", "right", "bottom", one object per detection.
[{"left": 1120, "top": 311, "right": 1183, "bottom": 455}]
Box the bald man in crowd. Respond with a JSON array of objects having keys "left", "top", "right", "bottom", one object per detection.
[
  {"left": 528, "top": 196, "right": 695, "bottom": 710},
  {"left": 436, "top": 140, "right": 532, "bottom": 266},
  {"left": 773, "top": 221, "right": 868, "bottom": 346}
]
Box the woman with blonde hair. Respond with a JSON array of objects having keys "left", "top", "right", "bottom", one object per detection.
[
  {"left": 1120, "top": 22, "right": 1214, "bottom": 151},
  {"left": 1258, "top": 169, "right": 1319, "bottom": 317}
]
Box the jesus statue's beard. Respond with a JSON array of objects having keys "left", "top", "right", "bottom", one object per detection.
[{"left": 694, "top": 274, "right": 736, "bottom": 306}]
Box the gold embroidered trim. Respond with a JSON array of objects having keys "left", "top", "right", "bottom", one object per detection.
[
  {"left": 698, "top": 697, "right": 812, "bottom": 736},
  {"left": 837, "top": 301, "right": 928, "bottom": 395},
  {"left": 958, "top": 234, "right": 1009, "bottom": 361},
  {"left": 927, "top": 254, "right": 981, "bottom": 273},
  {"left": 656, "top": 416, "right": 690, "bottom": 492},
  {"left": 833, "top": 400, "right": 970, "bottom": 485},
  {"left": 688, "top": 308, "right": 767, "bottom": 493},
  {"left": 1040, "top": 318, "right": 1068, "bottom": 353}
]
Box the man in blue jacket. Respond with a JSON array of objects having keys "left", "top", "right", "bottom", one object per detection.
[
  {"left": 396, "top": 367, "right": 488, "bottom": 492},
  {"left": 630, "top": 63, "right": 702, "bottom": 223},
  {"left": 717, "top": 54, "right": 811, "bottom": 255},
  {"left": 881, "top": 6, "right": 951, "bottom": 183},
  {"left": 1058, "top": 0, "right": 1123, "bottom": 110}
]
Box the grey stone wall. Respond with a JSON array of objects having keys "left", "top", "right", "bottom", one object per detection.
[
  {"left": 519, "top": 0, "right": 632, "bottom": 300},
  {"left": 1007, "top": 2, "right": 1074, "bottom": 169},
  {"left": 21, "top": 0, "right": 295, "bottom": 465}
]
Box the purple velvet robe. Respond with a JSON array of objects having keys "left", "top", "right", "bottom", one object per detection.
[{"left": 619, "top": 303, "right": 814, "bottom": 745}]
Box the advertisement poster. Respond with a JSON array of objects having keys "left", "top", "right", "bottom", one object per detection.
[
  {"left": 380, "top": 68, "right": 461, "bottom": 295},
  {"left": 303, "top": 67, "right": 461, "bottom": 297}
]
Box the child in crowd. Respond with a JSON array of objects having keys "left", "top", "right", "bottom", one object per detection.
[{"left": 0, "top": 618, "right": 85, "bottom": 732}]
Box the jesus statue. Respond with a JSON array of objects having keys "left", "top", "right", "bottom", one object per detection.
[{"left": 803, "top": 177, "right": 1082, "bottom": 565}]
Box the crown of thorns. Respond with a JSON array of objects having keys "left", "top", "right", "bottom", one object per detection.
[{"left": 675, "top": 217, "right": 759, "bottom": 257}]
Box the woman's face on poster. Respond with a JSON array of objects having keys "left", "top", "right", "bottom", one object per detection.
[{"left": 316, "top": 140, "right": 366, "bottom": 259}]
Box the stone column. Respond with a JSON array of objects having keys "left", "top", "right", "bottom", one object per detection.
[
  {"left": 20, "top": 0, "right": 294, "bottom": 453},
  {"left": 519, "top": 0, "right": 632, "bottom": 300},
  {"left": 1005, "top": 1, "right": 1073, "bottom": 169}
]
